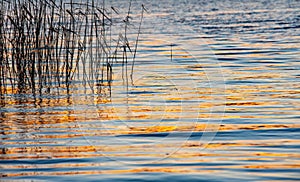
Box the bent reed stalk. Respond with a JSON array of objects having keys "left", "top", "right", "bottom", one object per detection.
[{"left": 0, "top": 0, "right": 144, "bottom": 96}]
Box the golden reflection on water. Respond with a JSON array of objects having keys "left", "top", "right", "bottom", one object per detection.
[
  {"left": 1, "top": 35, "right": 300, "bottom": 180},
  {"left": 1, "top": 76, "right": 299, "bottom": 178}
]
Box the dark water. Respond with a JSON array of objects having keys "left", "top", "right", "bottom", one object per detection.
[{"left": 1, "top": 0, "right": 300, "bottom": 181}]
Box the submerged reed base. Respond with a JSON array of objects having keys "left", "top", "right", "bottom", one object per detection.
[{"left": 0, "top": 0, "right": 144, "bottom": 97}]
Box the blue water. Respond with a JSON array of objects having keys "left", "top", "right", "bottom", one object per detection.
[{"left": 1, "top": 0, "right": 300, "bottom": 181}]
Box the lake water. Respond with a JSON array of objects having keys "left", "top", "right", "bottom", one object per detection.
[{"left": 1, "top": 0, "right": 300, "bottom": 181}]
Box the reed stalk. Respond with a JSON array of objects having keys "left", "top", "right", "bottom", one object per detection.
[{"left": 0, "top": 0, "right": 144, "bottom": 97}]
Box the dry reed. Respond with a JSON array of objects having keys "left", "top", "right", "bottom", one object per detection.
[{"left": 0, "top": 0, "right": 144, "bottom": 96}]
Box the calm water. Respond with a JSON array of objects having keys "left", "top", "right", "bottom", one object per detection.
[{"left": 1, "top": 0, "right": 300, "bottom": 181}]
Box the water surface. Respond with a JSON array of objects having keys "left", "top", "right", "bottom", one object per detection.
[{"left": 1, "top": 0, "right": 300, "bottom": 181}]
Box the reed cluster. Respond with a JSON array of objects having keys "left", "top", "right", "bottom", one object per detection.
[{"left": 0, "top": 0, "right": 144, "bottom": 96}]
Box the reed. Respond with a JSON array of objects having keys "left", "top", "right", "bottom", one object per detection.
[{"left": 0, "top": 0, "right": 144, "bottom": 96}]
